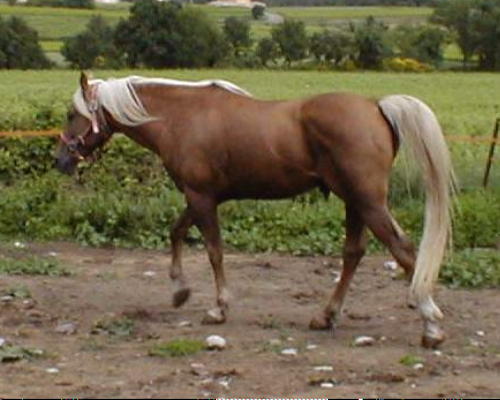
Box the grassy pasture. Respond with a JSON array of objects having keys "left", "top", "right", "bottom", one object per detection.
[{"left": 270, "top": 5, "right": 432, "bottom": 20}]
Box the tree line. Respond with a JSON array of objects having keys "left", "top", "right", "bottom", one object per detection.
[{"left": 1, "top": 0, "right": 499, "bottom": 70}]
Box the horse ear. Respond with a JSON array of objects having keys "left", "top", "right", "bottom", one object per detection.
[{"left": 80, "top": 71, "right": 91, "bottom": 101}]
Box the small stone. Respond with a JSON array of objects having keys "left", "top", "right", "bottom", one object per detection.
[
  {"left": 22, "top": 299, "right": 36, "bottom": 309},
  {"left": 281, "top": 347, "right": 299, "bottom": 356},
  {"left": 281, "top": 348, "right": 298, "bottom": 356},
  {"left": 190, "top": 363, "right": 209, "bottom": 377},
  {"left": 47, "top": 252, "right": 58, "bottom": 257},
  {"left": 55, "top": 322, "right": 77, "bottom": 335},
  {"left": 411, "top": 383, "right": 417, "bottom": 388},
  {"left": 217, "top": 377, "right": 231, "bottom": 389},
  {"left": 413, "top": 363, "right": 424, "bottom": 370},
  {"left": 320, "top": 382, "right": 335, "bottom": 388},
  {"left": 205, "top": 335, "right": 226, "bottom": 350},
  {"left": 380, "top": 336, "right": 387, "bottom": 342},
  {"left": 1, "top": 295, "right": 14, "bottom": 303},
  {"left": 306, "top": 344, "right": 318, "bottom": 350},
  {"left": 433, "top": 350, "right": 442, "bottom": 356},
  {"left": 46, "top": 367, "right": 59, "bottom": 374},
  {"left": 384, "top": 260, "right": 398, "bottom": 271},
  {"left": 177, "top": 320, "right": 192, "bottom": 328},
  {"left": 353, "top": 336, "right": 376, "bottom": 347},
  {"left": 0, "top": 337, "right": 6, "bottom": 347},
  {"left": 313, "top": 365, "right": 333, "bottom": 371},
  {"left": 143, "top": 271, "right": 156, "bottom": 277},
  {"left": 14, "top": 241, "right": 26, "bottom": 249},
  {"left": 476, "top": 330, "right": 485, "bottom": 337},
  {"left": 331, "top": 271, "right": 341, "bottom": 283}
]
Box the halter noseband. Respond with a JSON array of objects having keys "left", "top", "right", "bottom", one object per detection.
[{"left": 60, "top": 83, "right": 111, "bottom": 161}]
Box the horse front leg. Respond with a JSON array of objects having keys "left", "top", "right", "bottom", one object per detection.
[
  {"left": 184, "top": 188, "right": 229, "bottom": 324},
  {"left": 170, "top": 207, "right": 194, "bottom": 308}
]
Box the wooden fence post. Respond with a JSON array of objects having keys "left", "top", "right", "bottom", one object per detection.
[{"left": 483, "top": 118, "right": 499, "bottom": 188}]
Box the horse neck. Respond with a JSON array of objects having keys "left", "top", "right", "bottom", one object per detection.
[{"left": 112, "top": 84, "right": 203, "bottom": 156}]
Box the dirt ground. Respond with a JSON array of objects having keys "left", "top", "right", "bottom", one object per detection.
[{"left": 1, "top": 242, "right": 499, "bottom": 398}]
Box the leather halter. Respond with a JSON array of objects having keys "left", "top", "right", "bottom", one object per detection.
[{"left": 60, "top": 83, "right": 111, "bottom": 161}]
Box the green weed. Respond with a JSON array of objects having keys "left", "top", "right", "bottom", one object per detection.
[
  {"left": 0, "top": 255, "right": 71, "bottom": 276},
  {"left": 399, "top": 354, "right": 424, "bottom": 367},
  {"left": 92, "top": 316, "right": 135, "bottom": 338},
  {"left": 148, "top": 339, "right": 205, "bottom": 358}
]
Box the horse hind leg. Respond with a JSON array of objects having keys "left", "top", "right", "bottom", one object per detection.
[
  {"left": 310, "top": 205, "right": 367, "bottom": 331},
  {"left": 360, "top": 203, "right": 445, "bottom": 347}
]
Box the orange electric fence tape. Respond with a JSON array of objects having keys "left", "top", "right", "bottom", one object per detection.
[{"left": 0, "top": 129, "right": 500, "bottom": 145}]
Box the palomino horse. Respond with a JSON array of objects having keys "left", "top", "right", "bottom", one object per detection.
[{"left": 55, "top": 72, "right": 455, "bottom": 348}]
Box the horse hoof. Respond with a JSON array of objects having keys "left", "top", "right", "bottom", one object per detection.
[
  {"left": 172, "top": 287, "right": 191, "bottom": 308},
  {"left": 201, "top": 308, "right": 226, "bottom": 325},
  {"left": 309, "top": 313, "right": 331, "bottom": 330},
  {"left": 422, "top": 332, "right": 445, "bottom": 349}
]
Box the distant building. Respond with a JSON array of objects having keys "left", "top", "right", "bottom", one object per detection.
[{"left": 208, "top": 0, "right": 266, "bottom": 8}]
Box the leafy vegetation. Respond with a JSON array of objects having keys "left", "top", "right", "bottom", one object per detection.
[
  {"left": 92, "top": 315, "right": 135, "bottom": 338},
  {"left": 0, "top": 15, "right": 51, "bottom": 69},
  {"left": 148, "top": 339, "right": 205, "bottom": 357},
  {"left": 0, "top": 255, "right": 71, "bottom": 276},
  {"left": 0, "top": 344, "right": 45, "bottom": 363}
]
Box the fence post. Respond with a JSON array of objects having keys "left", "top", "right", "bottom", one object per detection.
[{"left": 483, "top": 118, "right": 499, "bottom": 188}]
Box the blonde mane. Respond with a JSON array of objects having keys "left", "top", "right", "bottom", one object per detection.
[{"left": 72, "top": 76, "right": 252, "bottom": 127}]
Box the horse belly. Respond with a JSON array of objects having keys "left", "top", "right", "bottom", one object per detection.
[{"left": 223, "top": 167, "right": 319, "bottom": 200}]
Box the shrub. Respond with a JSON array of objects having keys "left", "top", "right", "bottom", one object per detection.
[
  {"left": 354, "top": 16, "right": 391, "bottom": 69},
  {"left": 256, "top": 37, "right": 279, "bottom": 67},
  {"left": 251, "top": 4, "right": 266, "bottom": 20},
  {"left": 223, "top": 17, "right": 252, "bottom": 57},
  {"left": 114, "top": 0, "right": 229, "bottom": 68},
  {"left": 271, "top": 20, "right": 309, "bottom": 66},
  {"left": 0, "top": 16, "right": 51, "bottom": 70},
  {"left": 309, "top": 29, "right": 355, "bottom": 67},
  {"left": 62, "top": 16, "right": 123, "bottom": 69},
  {"left": 383, "top": 57, "right": 432, "bottom": 72}
]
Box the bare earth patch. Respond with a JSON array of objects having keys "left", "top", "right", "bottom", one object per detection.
[{"left": 1, "top": 242, "right": 499, "bottom": 398}]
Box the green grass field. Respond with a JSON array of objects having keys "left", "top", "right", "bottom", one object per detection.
[{"left": 270, "top": 5, "right": 432, "bottom": 20}]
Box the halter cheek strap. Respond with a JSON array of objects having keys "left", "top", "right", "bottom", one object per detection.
[{"left": 88, "top": 84, "right": 100, "bottom": 135}]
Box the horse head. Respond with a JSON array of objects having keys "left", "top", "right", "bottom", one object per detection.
[{"left": 55, "top": 72, "right": 113, "bottom": 175}]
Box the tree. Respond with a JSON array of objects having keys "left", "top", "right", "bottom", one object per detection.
[
  {"left": 309, "top": 29, "right": 354, "bottom": 66},
  {"left": 223, "top": 17, "right": 252, "bottom": 56},
  {"left": 353, "top": 17, "right": 391, "bottom": 69},
  {"left": 432, "top": 0, "right": 479, "bottom": 66},
  {"left": 271, "top": 20, "right": 308, "bottom": 66},
  {"left": 0, "top": 16, "right": 51, "bottom": 69},
  {"left": 62, "top": 15, "right": 122, "bottom": 69},
  {"left": 433, "top": 0, "right": 500, "bottom": 70},
  {"left": 256, "top": 37, "right": 279, "bottom": 66},
  {"left": 251, "top": 4, "right": 266, "bottom": 20},
  {"left": 114, "top": 0, "right": 229, "bottom": 68},
  {"left": 391, "top": 24, "right": 448, "bottom": 65}
]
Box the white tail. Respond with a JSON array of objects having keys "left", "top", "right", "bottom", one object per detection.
[{"left": 378, "top": 95, "right": 456, "bottom": 322}]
